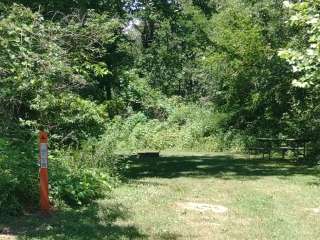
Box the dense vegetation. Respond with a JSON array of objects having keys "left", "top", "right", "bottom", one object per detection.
[{"left": 1, "top": 0, "right": 319, "bottom": 215}]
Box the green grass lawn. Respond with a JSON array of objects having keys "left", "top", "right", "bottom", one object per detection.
[{"left": 1, "top": 153, "right": 320, "bottom": 240}]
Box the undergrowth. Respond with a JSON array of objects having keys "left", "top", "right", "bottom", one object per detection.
[
  {"left": 0, "top": 131, "right": 121, "bottom": 215},
  {"left": 105, "top": 98, "right": 251, "bottom": 153}
]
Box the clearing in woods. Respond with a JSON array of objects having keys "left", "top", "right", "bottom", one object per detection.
[{"left": 1, "top": 152, "right": 320, "bottom": 240}]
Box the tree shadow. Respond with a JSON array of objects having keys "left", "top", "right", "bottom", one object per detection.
[
  {"left": 308, "top": 181, "right": 320, "bottom": 186},
  {"left": 0, "top": 202, "right": 145, "bottom": 240},
  {"left": 124, "top": 154, "right": 320, "bottom": 180}
]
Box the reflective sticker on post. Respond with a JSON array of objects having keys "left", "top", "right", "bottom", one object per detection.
[{"left": 40, "top": 143, "right": 48, "bottom": 168}]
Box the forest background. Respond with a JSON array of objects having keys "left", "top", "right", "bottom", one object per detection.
[{"left": 1, "top": 0, "right": 319, "bottom": 215}]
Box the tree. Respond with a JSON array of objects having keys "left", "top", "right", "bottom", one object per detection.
[
  {"left": 199, "top": 0, "right": 292, "bottom": 134},
  {"left": 279, "top": 0, "right": 320, "bottom": 88},
  {"left": 0, "top": 4, "right": 120, "bottom": 144},
  {"left": 279, "top": 0, "right": 320, "bottom": 140}
]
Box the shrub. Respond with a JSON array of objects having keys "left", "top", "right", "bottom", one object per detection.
[
  {"left": 0, "top": 169, "right": 22, "bottom": 215},
  {"left": 50, "top": 166, "right": 113, "bottom": 207},
  {"left": 49, "top": 137, "right": 120, "bottom": 208},
  {"left": 0, "top": 130, "right": 121, "bottom": 214},
  {"left": 102, "top": 100, "right": 249, "bottom": 153},
  {"left": 0, "top": 137, "right": 38, "bottom": 215}
]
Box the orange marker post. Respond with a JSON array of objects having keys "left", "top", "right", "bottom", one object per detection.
[{"left": 39, "top": 130, "right": 50, "bottom": 214}]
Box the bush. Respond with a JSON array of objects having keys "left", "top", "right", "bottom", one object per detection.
[
  {"left": 49, "top": 137, "right": 120, "bottom": 208},
  {"left": 0, "top": 129, "right": 121, "bottom": 214},
  {"left": 0, "top": 137, "right": 38, "bottom": 215},
  {"left": 50, "top": 166, "right": 113, "bottom": 207},
  {"left": 0, "top": 169, "right": 22, "bottom": 215},
  {"left": 102, "top": 100, "right": 249, "bottom": 153}
]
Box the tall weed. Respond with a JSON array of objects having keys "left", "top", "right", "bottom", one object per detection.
[{"left": 103, "top": 99, "right": 248, "bottom": 153}]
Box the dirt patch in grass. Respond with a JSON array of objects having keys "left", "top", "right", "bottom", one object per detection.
[
  {"left": 0, "top": 234, "right": 16, "bottom": 240},
  {"left": 0, "top": 228, "right": 16, "bottom": 240},
  {"left": 176, "top": 202, "right": 228, "bottom": 214},
  {"left": 309, "top": 207, "right": 320, "bottom": 214}
]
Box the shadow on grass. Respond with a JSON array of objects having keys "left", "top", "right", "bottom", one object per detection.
[
  {"left": 308, "top": 181, "right": 320, "bottom": 186},
  {"left": 125, "top": 154, "right": 320, "bottom": 180},
  {"left": 0, "top": 202, "right": 145, "bottom": 240}
]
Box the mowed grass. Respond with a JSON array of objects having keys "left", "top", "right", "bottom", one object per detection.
[{"left": 1, "top": 152, "right": 320, "bottom": 240}]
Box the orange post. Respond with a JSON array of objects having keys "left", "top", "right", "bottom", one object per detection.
[{"left": 39, "top": 130, "right": 50, "bottom": 214}]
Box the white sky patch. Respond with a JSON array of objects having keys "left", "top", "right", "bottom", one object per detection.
[{"left": 123, "top": 19, "right": 142, "bottom": 34}]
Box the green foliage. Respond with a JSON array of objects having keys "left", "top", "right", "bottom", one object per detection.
[
  {"left": 199, "top": 0, "right": 293, "bottom": 133},
  {"left": 0, "top": 4, "right": 112, "bottom": 145},
  {"left": 0, "top": 131, "right": 120, "bottom": 215},
  {"left": 279, "top": 0, "right": 320, "bottom": 88},
  {"left": 278, "top": 0, "right": 320, "bottom": 143},
  {"left": 49, "top": 136, "right": 120, "bottom": 207},
  {"left": 119, "top": 69, "right": 164, "bottom": 113},
  {"left": 103, "top": 99, "right": 246, "bottom": 152},
  {"left": 50, "top": 166, "right": 113, "bottom": 207},
  {"left": 0, "top": 2, "right": 134, "bottom": 142},
  {"left": 0, "top": 136, "right": 38, "bottom": 215},
  {"left": 32, "top": 93, "right": 108, "bottom": 145},
  {"left": 2, "top": 0, "right": 320, "bottom": 216}
]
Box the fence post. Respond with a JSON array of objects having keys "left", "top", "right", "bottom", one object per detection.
[{"left": 39, "top": 129, "right": 50, "bottom": 214}]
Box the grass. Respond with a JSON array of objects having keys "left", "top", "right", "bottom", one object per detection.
[{"left": 1, "top": 152, "right": 320, "bottom": 240}]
